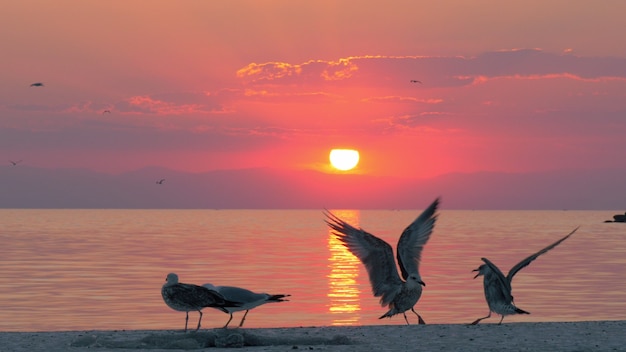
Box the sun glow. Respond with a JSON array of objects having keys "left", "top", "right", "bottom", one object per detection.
[
  {"left": 327, "top": 210, "right": 361, "bottom": 325},
  {"left": 329, "top": 149, "right": 360, "bottom": 171}
]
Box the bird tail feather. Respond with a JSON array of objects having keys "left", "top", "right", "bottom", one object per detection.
[
  {"left": 378, "top": 310, "right": 395, "bottom": 319},
  {"left": 268, "top": 294, "right": 290, "bottom": 302}
]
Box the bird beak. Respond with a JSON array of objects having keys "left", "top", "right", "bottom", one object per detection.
[
  {"left": 472, "top": 269, "right": 480, "bottom": 279},
  {"left": 419, "top": 280, "right": 426, "bottom": 287}
]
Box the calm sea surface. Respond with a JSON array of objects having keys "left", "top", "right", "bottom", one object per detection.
[{"left": 1, "top": 209, "right": 625, "bottom": 332}]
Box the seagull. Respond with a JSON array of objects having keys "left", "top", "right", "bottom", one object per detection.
[
  {"left": 470, "top": 227, "right": 579, "bottom": 325},
  {"left": 203, "top": 283, "right": 290, "bottom": 328},
  {"left": 325, "top": 198, "right": 439, "bottom": 325},
  {"left": 30, "top": 82, "right": 44, "bottom": 87},
  {"left": 156, "top": 179, "right": 165, "bottom": 184},
  {"left": 410, "top": 80, "right": 422, "bottom": 84},
  {"left": 161, "top": 273, "right": 243, "bottom": 332},
  {"left": 9, "top": 160, "right": 22, "bottom": 166},
  {"left": 102, "top": 110, "right": 111, "bottom": 114}
]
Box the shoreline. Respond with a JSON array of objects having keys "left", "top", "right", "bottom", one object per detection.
[{"left": 2, "top": 320, "right": 625, "bottom": 352}]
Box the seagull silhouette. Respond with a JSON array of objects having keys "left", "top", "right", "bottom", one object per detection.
[
  {"left": 10, "top": 160, "right": 22, "bottom": 166},
  {"left": 102, "top": 110, "right": 111, "bottom": 114},
  {"left": 470, "top": 227, "right": 579, "bottom": 325},
  {"left": 203, "top": 283, "right": 290, "bottom": 328},
  {"left": 161, "top": 273, "right": 243, "bottom": 332},
  {"left": 30, "top": 82, "right": 44, "bottom": 87},
  {"left": 325, "top": 198, "right": 439, "bottom": 325},
  {"left": 410, "top": 80, "right": 422, "bottom": 84},
  {"left": 156, "top": 179, "right": 165, "bottom": 184}
]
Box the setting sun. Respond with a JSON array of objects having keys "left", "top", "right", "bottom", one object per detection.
[{"left": 329, "top": 149, "right": 360, "bottom": 171}]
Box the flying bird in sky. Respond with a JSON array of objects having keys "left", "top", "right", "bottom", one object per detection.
[
  {"left": 102, "top": 110, "right": 111, "bottom": 114},
  {"left": 325, "top": 198, "right": 439, "bottom": 325},
  {"left": 470, "top": 227, "right": 579, "bottom": 325},
  {"left": 29, "top": 82, "right": 44, "bottom": 87},
  {"left": 410, "top": 80, "right": 422, "bottom": 84},
  {"left": 156, "top": 179, "right": 165, "bottom": 184},
  {"left": 10, "top": 160, "right": 22, "bottom": 166}
]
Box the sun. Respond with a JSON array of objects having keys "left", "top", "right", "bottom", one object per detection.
[{"left": 329, "top": 149, "right": 360, "bottom": 171}]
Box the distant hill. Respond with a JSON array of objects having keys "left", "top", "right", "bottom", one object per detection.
[{"left": 1, "top": 165, "right": 625, "bottom": 209}]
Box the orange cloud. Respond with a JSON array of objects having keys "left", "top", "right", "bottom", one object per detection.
[
  {"left": 236, "top": 61, "right": 303, "bottom": 82},
  {"left": 320, "top": 58, "right": 358, "bottom": 81},
  {"left": 464, "top": 73, "right": 616, "bottom": 85},
  {"left": 236, "top": 58, "right": 363, "bottom": 84},
  {"left": 117, "top": 95, "right": 214, "bottom": 115},
  {"left": 362, "top": 96, "right": 443, "bottom": 104}
]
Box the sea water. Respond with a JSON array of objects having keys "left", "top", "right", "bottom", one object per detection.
[{"left": 1, "top": 209, "right": 624, "bottom": 331}]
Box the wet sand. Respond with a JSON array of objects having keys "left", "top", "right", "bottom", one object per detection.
[{"left": 2, "top": 321, "right": 625, "bottom": 351}]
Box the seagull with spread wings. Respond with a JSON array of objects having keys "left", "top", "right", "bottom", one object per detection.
[
  {"left": 325, "top": 198, "right": 439, "bottom": 325},
  {"left": 470, "top": 227, "right": 579, "bottom": 325}
]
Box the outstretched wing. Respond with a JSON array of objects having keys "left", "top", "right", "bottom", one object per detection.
[
  {"left": 481, "top": 257, "right": 513, "bottom": 302},
  {"left": 396, "top": 198, "right": 440, "bottom": 280},
  {"left": 325, "top": 210, "right": 402, "bottom": 306},
  {"left": 507, "top": 227, "right": 579, "bottom": 283}
]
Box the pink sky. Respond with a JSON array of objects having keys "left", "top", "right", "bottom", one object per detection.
[{"left": 2, "top": 2, "right": 626, "bottom": 189}]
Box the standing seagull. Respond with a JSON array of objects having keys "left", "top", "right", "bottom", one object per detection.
[
  {"left": 325, "top": 198, "right": 439, "bottom": 325},
  {"left": 30, "top": 82, "right": 44, "bottom": 87},
  {"left": 161, "top": 273, "right": 242, "bottom": 332},
  {"left": 203, "top": 283, "right": 290, "bottom": 328},
  {"left": 470, "top": 227, "right": 579, "bottom": 325}
]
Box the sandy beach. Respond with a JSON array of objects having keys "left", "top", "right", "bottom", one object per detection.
[{"left": 2, "top": 321, "right": 625, "bottom": 352}]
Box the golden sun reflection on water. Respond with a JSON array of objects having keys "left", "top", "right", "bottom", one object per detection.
[{"left": 326, "top": 210, "right": 362, "bottom": 325}]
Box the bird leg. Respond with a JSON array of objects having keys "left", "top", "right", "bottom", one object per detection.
[
  {"left": 498, "top": 315, "right": 505, "bottom": 325},
  {"left": 238, "top": 310, "right": 250, "bottom": 327},
  {"left": 223, "top": 313, "right": 234, "bottom": 329},
  {"left": 195, "top": 311, "right": 203, "bottom": 331},
  {"left": 411, "top": 308, "right": 426, "bottom": 324},
  {"left": 470, "top": 312, "right": 491, "bottom": 325},
  {"left": 402, "top": 312, "right": 410, "bottom": 325},
  {"left": 184, "top": 311, "right": 189, "bottom": 332}
]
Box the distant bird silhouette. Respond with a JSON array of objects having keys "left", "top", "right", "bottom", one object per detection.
[
  {"left": 9, "top": 160, "right": 22, "bottom": 166},
  {"left": 102, "top": 110, "right": 111, "bottom": 114},
  {"left": 470, "top": 227, "right": 579, "bottom": 325},
  {"left": 30, "top": 82, "right": 44, "bottom": 87},
  {"left": 325, "top": 198, "right": 439, "bottom": 325},
  {"left": 203, "top": 283, "right": 290, "bottom": 328},
  {"left": 161, "top": 273, "right": 243, "bottom": 332},
  {"left": 410, "top": 80, "right": 422, "bottom": 84},
  {"left": 156, "top": 179, "right": 165, "bottom": 184}
]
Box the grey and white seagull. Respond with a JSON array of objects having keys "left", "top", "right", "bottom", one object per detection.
[
  {"left": 203, "top": 283, "right": 290, "bottom": 328},
  {"left": 161, "top": 273, "right": 242, "bottom": 332},
  {"left": 325, "top": 198, "right": 440, "bottom": 325},
  {"left": 30, "top": 82, "right": 44, "bottom": 87},
  {"left": 470, "top": 227, "right": 579, "bottom": 325}
]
